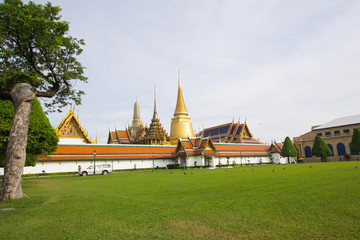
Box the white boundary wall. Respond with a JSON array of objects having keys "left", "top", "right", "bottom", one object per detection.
[
  {"left": 271, "top": 153, "right": 289, "bottom": 164},
  {"left": 1, "top": 155, "right": 274, "bottom": 175},
  {"left": 217, "top": 155, "right": 272, "bottom": 165},
  {"left": 22, "top": 158, "right": 175, "bottom": 174}
]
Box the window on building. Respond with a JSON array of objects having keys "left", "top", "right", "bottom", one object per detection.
[
  {"left": 337, "top": 143, "right": 346, "bottom": 156},
  {"left": 334, "top": 130, "right": 340, "bottom": 136},
  {"left": 327, "top": 144, "right": 334, "bottom": 156},
  {"left": 305, "top": 146, "right": 312, "bottom": 158},
  {"left": 325, "top": 132, "right": 331, "bottom": 137},
  {"left": 344, "top": 129, "right": 350, "bottom": 134},
  {"left": 317, "top": 133, "right": 322, "bottom": 136}
]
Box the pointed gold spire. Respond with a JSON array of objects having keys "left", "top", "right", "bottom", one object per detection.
[
  {"left": 153, "top": 85, "right": 158, "bottom": 120},
  {"left": 173, "top": 71, "right": 188, "bottom": 116},
  {"left": 170, "top": 71, "right": 194, "bottom": 144}
]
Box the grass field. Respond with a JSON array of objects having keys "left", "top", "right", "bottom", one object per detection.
[{"left": 1, "top": 162, "right": 360, "bottom": 239}]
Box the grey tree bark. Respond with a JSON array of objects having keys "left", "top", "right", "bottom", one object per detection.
[{"left": 0, "top": 83, "right": 36, "bottom": 201}]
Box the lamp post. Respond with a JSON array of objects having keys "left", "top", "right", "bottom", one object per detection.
[
  {"left": 152, "top": 153, "right": 155, "bottom": 172},
  {"left": 93, "top": 150, "right": 96, "bottom": 175},
  {"left": 240, "top": 153, "right": 242, "bottom": 167}
]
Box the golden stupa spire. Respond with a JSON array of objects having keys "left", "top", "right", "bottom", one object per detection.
[
  {"left": 173, "top": 71, "right": 188, "bottom": 116},
  {"left": 169, "top": 71, "right": 194, "bottom": 144},
  {"left": 153, "top": 85, "right": 158, "bottom": 120},
  {"left": 131, "top": 98, "right": 142, "bottom": 128}
]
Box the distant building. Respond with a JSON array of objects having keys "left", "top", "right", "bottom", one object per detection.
[
  {"left": 293, "top": 114, "right": 360, "bottom": 162},
  {"left": 197, "top": 120, "right": 263, "bottom": 144}
]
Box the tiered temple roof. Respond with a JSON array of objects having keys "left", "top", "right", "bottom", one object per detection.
[
  {"left": 198, "top": 120, "right": 263, "bottom": 144},
  {"left": 269, "top": 142, "right": 283, "bottom": 153},
  {"left": 175, "top": 137, "right": 217, "bottom": 157},
  {"left": 55, "top": 106, "right": 94, "bottom": 144},
  {"left": 108, "top": 129, "right": 131, "bottom": 144}
]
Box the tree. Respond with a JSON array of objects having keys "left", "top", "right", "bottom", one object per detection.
[
  {"left": 0, "top": 99, "right": 58, "bottom": 167},
  {"left": 280, "top": 136, "right": 298, "bottom": 164},
  {"left": 0, "top": 0, "right": 87, "bottom": 201},
  {"left": 312, "top": 136, "right": 332, "bottom": 162},
  {"left": 350, "top": 128, "right": 360, "bottom": 154}
]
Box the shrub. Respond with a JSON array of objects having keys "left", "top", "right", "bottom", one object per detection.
[{"left": 167, "top": 164, "right": 180, "bottom": 169}]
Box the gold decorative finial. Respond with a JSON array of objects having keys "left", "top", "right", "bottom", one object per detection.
[
  {"left": 153, "top": 85, "right": 158, "bottom": 120},
  {"left": 174, "top": 71, "right": 188, "bottom": 116}
]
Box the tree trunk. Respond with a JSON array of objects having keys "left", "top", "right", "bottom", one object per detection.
[{"left": 0, "top": 83, "right": 36, "bottom": 201}]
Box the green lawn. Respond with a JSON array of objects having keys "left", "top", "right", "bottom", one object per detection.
[{"left": 1, "top": 162, "right": 360, "bottom": 239}]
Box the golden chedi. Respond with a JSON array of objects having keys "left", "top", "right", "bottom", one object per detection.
[{"left": 169, "top": 71, "right": 194, "bottom": 144}]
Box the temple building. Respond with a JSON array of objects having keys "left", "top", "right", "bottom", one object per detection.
[
  {"left": 197, "top": 120, "right": 263, "bottom": 144},
  {"left": 55, "top": 106, "right": 94, "bottom": 144},
  {"left": 293, "top": 114, "right": 360, "bottom": 162},
  {"left": 18, "top": 72, "right": 283, "bottom": 175}
]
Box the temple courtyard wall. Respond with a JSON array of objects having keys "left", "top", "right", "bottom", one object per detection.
[
  {"left": 16, "top": 155, "right": 273, "bottom": 175},
  {"left": 21, "top": 158, "right": 176, "bottom": 174}
]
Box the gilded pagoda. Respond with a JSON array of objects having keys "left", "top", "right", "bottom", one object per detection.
[{"left": 137, "top": 88, "right": 169, "bottom": 145}]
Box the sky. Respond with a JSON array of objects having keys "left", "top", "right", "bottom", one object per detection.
[{"left": 32, "top": 0, "right": 360, "bottom": 144}]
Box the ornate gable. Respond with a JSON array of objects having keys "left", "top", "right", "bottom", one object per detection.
[
  {"left": 175, "top": 137, "right": 217, "bottom": 156},
  {"left": 240, "top": 121, "right": 253, "bottom": 138},
  {"left": 199, "top": 137, "right": 217, "bottom": 155},
  {"left": 175, "top": 139, "right": 188, "bottom": 156},
  {"left": 55, "top": 106, "right": 94, "bottom": 144},
  {"left": 269, "top": 142, "right": 283, "bottom": 153}
]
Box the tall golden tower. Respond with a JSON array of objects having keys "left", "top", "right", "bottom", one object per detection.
[
  {"left": 129, "top": 99, "right": 144, "bottom": 140},
  {"left": 131, "top": 99, "right": 142, "bottom": 128},
  {"left": 169, "top": 71, "right": 194, "bottom": 144}
]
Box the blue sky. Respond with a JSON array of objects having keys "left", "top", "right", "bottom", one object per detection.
[{"left": 33, "top": 0, "right": 360, "bottom": 144}]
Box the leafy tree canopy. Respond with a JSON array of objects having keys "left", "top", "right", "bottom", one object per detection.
[
  {"left": 350, "top": 128, "right": 360, "bottom": 153},
  {"left": 0, "top": 0, "right": 86, "bottom": 201},
  {"left": 280, "top": 136, "right": 298, "bottom": 157},
  {"left": 0, "top": 99, "right": 58, "bottom": 167},
  {"left": 0, "top": 0, "right": 87, "bottom": 111},
  {"left": 312, "top": 136, "right": 332, "bottom": 161}
]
